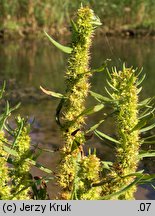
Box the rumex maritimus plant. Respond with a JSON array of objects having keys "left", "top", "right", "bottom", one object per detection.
[
  {"left": 92, "top": 66, "right": 155, "bottom": 199},
  {"left": 43, "top": 5, "right": 155, "bottom": 200},
  {"left": 42, "top": 5, "right": 104, "bottom": 199},
  {"left": 0, "top": 83, "right": 53, "bottom": 200}
]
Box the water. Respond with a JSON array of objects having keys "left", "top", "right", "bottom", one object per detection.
[{"left": 0, "top": 36, "right": 155, "bottom": 199}]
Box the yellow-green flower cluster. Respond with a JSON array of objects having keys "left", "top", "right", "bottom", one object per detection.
[
  {"left": 58, "top": 154, "right": 77, "bottom": 199},
  {"left": 102, "top": 66, "right": 140, "bottom": 199},
  {"left": 58, "top": 6, "right": 101, "bottom": 199},
  {"left": 12, "top": 125, "right": 31, "bottom": 200},
  {"left": 77, "top": 154, "right": 102, "bottom": 200},
  {"left": 0, "top": 131, "right": 10, "bottom": 200},
  {"left": 62, "top": 6, "right": 100, "bottom": 153}
]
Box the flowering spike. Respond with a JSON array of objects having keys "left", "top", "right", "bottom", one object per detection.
[
  {"left": 58, "top": 7, "right": 102, "bottom": 199},
  {"left": 102, "top": 66, "right": 140, "bottom": 199}
]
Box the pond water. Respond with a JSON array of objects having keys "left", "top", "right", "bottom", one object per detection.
[{"left": 0, "top": 35, "right": 155, "bottom": 199}]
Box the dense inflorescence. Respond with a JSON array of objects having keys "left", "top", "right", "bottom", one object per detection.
[
  {"left": 58, "top": 6, "right": 102, "bottom": 199},
  {"left": 102, "top": 66, "right": 140, "bottom": 199},
  {"left": 11, "top": 118, "right": 31, "bottom": 200},
  {"left": 0, "top": 131, "right": 10, "bottom": 200}
]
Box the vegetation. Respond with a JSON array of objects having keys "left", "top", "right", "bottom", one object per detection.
[
  {"left": 0, "top": 0, "right": 155, "bottom": 37},
  {"left": 0, "top": 83, "right": 53, "bottom": 200},
  {"left": 41, "top": 6, "right": 155, "bottom": 199},
  {"left": 1, "top": 5, "right": 155, "bottom": 200}
]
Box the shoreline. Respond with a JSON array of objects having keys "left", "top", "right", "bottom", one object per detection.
[{"left": 1, "top": 25, "right": 155, "bottom": 41}]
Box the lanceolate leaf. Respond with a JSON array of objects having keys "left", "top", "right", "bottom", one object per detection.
[
  {"left": 78, "top": 104, "right": 104, "bottom": 117},
  {"left": 69, "top": 104, "right": 104, "bottom": 128},
  {"left": 122, "top": 170, "right": 144, "bottom": 178},
  {"left": 151, "top": 184, "right": 155, "bottom": 190},
  {"left": 139, "top": 174, "right": 155, "bottom": 184},
  {"left": 94, "top": 129, "right": 120, "bottom": 144},
  {"left": 131, "top": 117, "right": 152, "bottom": 132},
  {"left": 40, "top": 86, "right": 64, "bottom": 99},
  {"left": 140, "top": 122, "right": 155, "bottom": 133},
  {"left": 106, "top": 79, "right": 118, "bottom": 91},
  {"left": 86, "top": 120, "right": 104, "bottom": 133},
  {"left": 101, "top": 161, "right": 113, "bottom": 170},
  {"left": 142, "top": 140, "right": 155, "bottom": 144},
  {"left": 44, "top": 31, "right": 73, "bottom": 54},
  {"left": 144, "top": 134, "right": 155, "bottom": 141},
  {"left": 136, "top": 67, "right": 143, "bottom": 78},
  {"left": 136, "top": 73, "right": 146, "bottom": 86},
  {"left": 138, "top": 98, "right": 152, "bottom": 108},
  {"left": 137, "top": 86, "right": 142, "bottom": 94},
  {"left": 139, "top": 108, "right": 155, "bottom": 120},
  {"left": 26, "top": 158, "right": 52, "bottom": 174},
  {"left": 139, "top": 150, "right": 155, "bottom": 159},
  {"left": 71, "top": 19, "right": 78, "bottom": 32},
  {"left": 90, "top": 91, "right": 113, "bottom": 103},
  {"left": 100, "top": 175, "right": 144, "bottom": 200},
  {"left": 3, "top": 145, "right": 18, "bottom": 157},
  {"left": 105, "top": 87, "right": 115, "bottom": 99},
  {"left": 3, "top": 144, "right": 52, "bottom": 174}
]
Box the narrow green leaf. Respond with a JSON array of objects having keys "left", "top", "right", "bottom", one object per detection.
[
  {"left": 44, "top": 31, "right": 72, "bottom": 54},
  {"left": 139, "top": 108, "right": 155, "bottom": 120},
  {"left": 12, "top": 119, "right": 24, "bottom": 149},
  {"left": 139, "top": 150, "right": 155, "bottom": 159},
  {"left": 122, "top": 170, "right": 144, "bottom": 178},
  {"left": 106, "top": 68, "right": 112, "bottom": 80},
  {"left": 39, "top": 148, "right": 55, "bottom": 153},
  {"left": 90, "top": 91, "right": 113, "bottom": 103},
  {"left": 137, "top": 73, "right": 146, "bottom": 86},
  {"left": 106, "top": 79, "right": 118, "bottom": 91},
  {"left": 151, "top": 184, "right": 155, "bottom": 190},
  {"left": 131, "top": 119, "right": 147, "bottom": 132},
  {"left": 26, "top": 158, "right": 52, "bottom": 174},
  {"left": 71, "top": 19, "right": 78, "bottom": 32},
  {"left": 139, "top": 174, "right": 155, "bottom": 184},
  {"left": 94, "top": 129, "right": 120, "bottom": 144},
  {"left": 138, "top": 98, "right": 152, "bottom": 108},
  {"left": 100, "top": 175, "right": 144, "bottom": 200},
  {"left": 140, "top": 122, "right": 155, "bottom": 133},
  {"left": 0, "top": 81, "right": 6, "bottom": 99},
  {"left": 78, "top": 104, "right": 104, "bottom": 117},
  {"left": 10, "top": 103, "right": 21, "bottom": 112},
  {"left": 137, "top": 67, "right": 143, "bottom": 77},
  {"left": 127, "top": 73, "right": 135, "bottom": 86},
  {"left": 105, "top": 87, "right": 115, "bottom": 99},
  {"left": 3, "top": 145, "right": 18, "bottom": 157},
  {"left": 40, "top": 86, "right": 64, "bottom": 99},
  {"left": 143, "top": 134, "right": 155, "bottom": 141},
  {"left": 101, "top": 161, "right": 113, "bottom": 170},
  {"left": 137, "top": 86, "right": 142, "bottom": 94},
  {"left": 86, "top": 120, "right": 104, "bottom": 133},
  {"left": 91, "top": 15, "right": 102, "bottom": 26},
  {"left": 142, "top": 140, "right": 155, "bottom": 144},
  {"left": 0, "top": 101, "right": 10, "bottom": 130}
]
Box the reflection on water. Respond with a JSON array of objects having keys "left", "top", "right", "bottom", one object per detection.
[{"left": 0, "top": 36, "right": 155, "bottom": 199}]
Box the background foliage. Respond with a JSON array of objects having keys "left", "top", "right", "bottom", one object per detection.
[{"left": 0, "top": 0, "right": 155, "bottom": 35}]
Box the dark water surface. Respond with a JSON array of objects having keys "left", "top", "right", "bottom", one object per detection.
[{"left": 0, "top": 36, "right": 155, "bottom": 199}]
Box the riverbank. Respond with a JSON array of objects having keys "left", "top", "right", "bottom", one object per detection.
[
  {"left": 1, "top": 25, "right": 155, "bottom": 41},
  {"left": 1, "top": 0, "right": 155, "bottom": 40}
]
